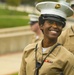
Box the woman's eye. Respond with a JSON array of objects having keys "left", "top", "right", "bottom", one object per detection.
[
  {"left": 48, "top": 20, "right": 54, "bottom": 24},
  {"left": 56, "top": 22, "right": 63, "bottom": 27}
]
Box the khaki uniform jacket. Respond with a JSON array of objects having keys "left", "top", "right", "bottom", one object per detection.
[
  {"left": 58, "top": 26, "right": 74, "bottom": 54},
  {"left": 19, "top": 41, "right": 74, "bottom": 75}
]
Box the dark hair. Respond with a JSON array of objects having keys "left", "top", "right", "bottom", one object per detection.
[
  {"left": 39, "top": 14, "right": 66, "bottom": 28},
  {"left": 39, "top": 15, "right": 45, "bottom": 26}
]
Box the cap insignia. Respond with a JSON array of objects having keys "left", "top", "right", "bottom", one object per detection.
[{"left": 55, "top": 4, "right": 61, "bottom": 9}]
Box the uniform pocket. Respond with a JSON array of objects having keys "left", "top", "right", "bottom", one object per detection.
[{"left": 46, "top": 68, "right": 63, "bottom": 75}]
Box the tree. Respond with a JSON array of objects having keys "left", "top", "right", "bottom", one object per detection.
[
  {"left": 21, "top": 0, "right": 36, "bottom": 5},
  {"left": 6, "top": 0, "right": 21, "bottom": 6},
  {"left": 37, "top": 0, "right": 59, "bottom": 2}
]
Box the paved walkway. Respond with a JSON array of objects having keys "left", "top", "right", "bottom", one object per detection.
[{"left": 0, "top": 52, "right": 23, "bottom": 75}]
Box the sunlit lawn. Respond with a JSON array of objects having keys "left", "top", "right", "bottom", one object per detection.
[
  {"left": 11, "top": 73, "right": 18, "bottom": 75},
  {"left": 0, "top": 8, "right": 29, "bottom": 28},
  {"left": 0, "top": 8, "right": 28, "bottom": 15},
  {"left": 0, "top": 17, "right": 29, "bottom": 28}
]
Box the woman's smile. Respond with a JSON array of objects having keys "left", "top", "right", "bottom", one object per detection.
[{"left": 50, "top": 30, "right": 58, "bottom": 34}]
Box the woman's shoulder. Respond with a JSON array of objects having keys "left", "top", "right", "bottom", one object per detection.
[
  {"left": 23, "top": 43, "right": 37, "bottom": 52},
  {"left": 23, "top": 41, "right": 41, "bottom": 52}
]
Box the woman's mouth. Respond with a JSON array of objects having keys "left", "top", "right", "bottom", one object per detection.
[
  {"left": 48, "top": 28, "right": 60, "bottom": 36},
  {"left": 50, "top": 30, "right": 57, "bottom": 34}
]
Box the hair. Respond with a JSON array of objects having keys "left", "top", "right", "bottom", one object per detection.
[{"left": 39, "top": 15, "right": 45, "bottom": 26}]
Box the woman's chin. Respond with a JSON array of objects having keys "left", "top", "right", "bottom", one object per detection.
[{"left": 48, "top": 36, "right": 58, "bottom": 40}]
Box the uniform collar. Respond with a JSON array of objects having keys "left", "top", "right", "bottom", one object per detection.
[{"left": 37, "top": 41, "right": 60, "bottom": 56}]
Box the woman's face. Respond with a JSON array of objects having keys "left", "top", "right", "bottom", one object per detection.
[{"left": 40, "top": 20, "right": 63, "bottom": 40}]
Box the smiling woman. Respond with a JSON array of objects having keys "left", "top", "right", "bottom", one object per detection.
[
  {"left": 40, "top": 20, "right": 62, "bottom": 40},
  {"left": 19, "top": 1, "right": 74, "bottom": 75}
]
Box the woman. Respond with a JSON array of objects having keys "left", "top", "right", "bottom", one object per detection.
[{"left": 19, "top": 1, "right": 74, "bottom": 75}]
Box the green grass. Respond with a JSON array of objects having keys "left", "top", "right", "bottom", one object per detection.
[
  {"left": 0, "top": 8, "right": 30, "bottom": 28},
  {"left": 0, "top": 17, "right": 29, "bottom": 28},
  {"left": 0, "top": 8, "right": 28, "bottom": 15},
  {"left": 12, "top": 73, "right": 18, "bottom": 75}
]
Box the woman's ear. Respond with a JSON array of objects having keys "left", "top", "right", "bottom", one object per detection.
[{"left": 39, "top": 24, "right": 43, "bottom": 30}]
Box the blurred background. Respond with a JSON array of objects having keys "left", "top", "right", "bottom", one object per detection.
[{"left": 0, "top": 0, "right": 73, "bottom": 75}]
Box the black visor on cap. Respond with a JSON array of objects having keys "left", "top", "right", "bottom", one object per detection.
[
  {"left": 41, "top": 14, "right": 66, "bottom": 27},
  {"left": 29, "top": 21, "right": 38, "bottom": 26},
  {"left": 71, "top": 4, "right": 74, "bottom": 8}
]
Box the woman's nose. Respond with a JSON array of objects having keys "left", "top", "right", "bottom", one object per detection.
[{"left": 52, "top": 23, "right": 58, "bottom": 28}]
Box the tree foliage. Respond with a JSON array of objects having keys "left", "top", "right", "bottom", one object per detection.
[
  {"left": 36, "top": 0, "right": 59, "bottom": 2},
  {"left": 3, "top": 0, "right": 71, "bottom": 6},
  {"left": 21, "top": 0, "right": 60, "bottom": 5},
  {"left": 6, "top": 0, "right": 21, "bottom": 6}
]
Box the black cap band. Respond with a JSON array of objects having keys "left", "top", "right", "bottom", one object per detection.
[{"left": 39, "top": 14, "right": 66, "bottom": 27}]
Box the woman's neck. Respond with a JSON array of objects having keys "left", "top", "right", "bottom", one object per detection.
[{"left": 42, "top": 37, "right": 57, "bottom": 48}]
